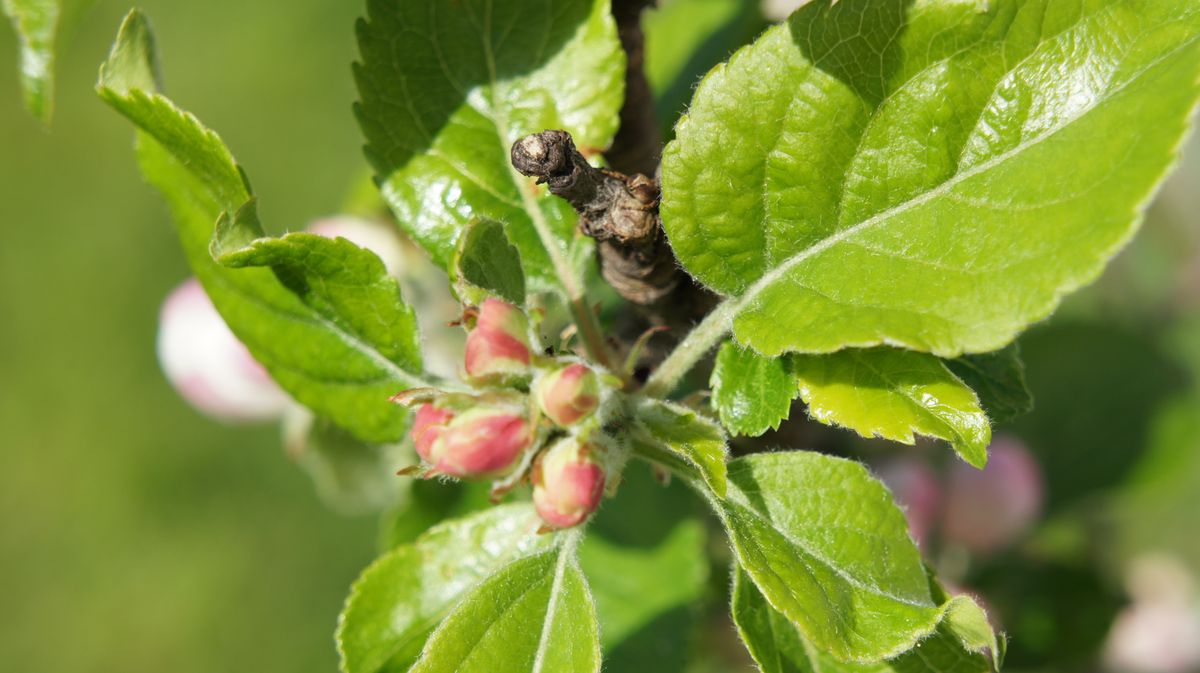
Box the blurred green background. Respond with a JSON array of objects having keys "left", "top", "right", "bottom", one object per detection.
[
  {"left": 1, "top": 2, "right": 379, "bottom": 671},
  {"left": 3, "top": 1, "right": 1200, "bottom": 672}
]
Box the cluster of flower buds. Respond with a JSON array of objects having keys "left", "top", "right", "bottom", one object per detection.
[{"left": 396, "top": 298, "right": 612, "bottom": 530}]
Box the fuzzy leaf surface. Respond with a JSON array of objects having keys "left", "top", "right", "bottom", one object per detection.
[
  {"left": 710, "top": 341, "right": 797, "bottom": 437},
  {"left": 792, "top": 348, "right": 991, "bottom": 467},
  {"left": 337, "top": 505, "right": 554, "bottom": 673},
  {"left": 3, "top": 0, "right": 58, "bottom": 122},
  {"left": 662, "top": 0, "right": 1200, "bottom": 358},
  {"left": 355, "top": 0, "right": 623, "bottom": 293},
  {"left": 732, "top": 568, "right": 1001, "bottom": 673},
  {"left": 97, "top": 11, "right": 427, "bottom": 443},
  {"left": 408, "top": 540, "right": 600, "bottom": 673},
  {"left": 630, "top": 398, "right": 729, "bottom": 497},
  {"left": 713, "top": 452, "right": 946, "bottom": 661}
]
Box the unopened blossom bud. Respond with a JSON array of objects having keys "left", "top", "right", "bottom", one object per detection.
[
  {"left": 536, "top": 363, "right": 601, "bottom": 426},
  {"left": 428, "top": 407, "right": 531, "bottom": 479},
  {"left": 157, "top": 278, "right": 290, "bottom": 422},
  {"left": 464, "top": 298, "right": 533, "bottom": 383},
  {"left": 533, "top": 439, "right": 606, "bottom": 529},
  {"left": 410, "top": 403, "right": 456, "bottom": 464}
]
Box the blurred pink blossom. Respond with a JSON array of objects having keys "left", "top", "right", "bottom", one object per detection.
[{"left": 157, "top": 278, "right": 290, "bottom": 422}]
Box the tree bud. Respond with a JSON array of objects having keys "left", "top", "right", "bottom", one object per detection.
[
  {"left": 427, "top": 407, "right": 531, "bottom": 479},
  {"left": 464, "top": 298, "right": 532, "bottom": 383},
  {"left": 532, "top": 439, "right": 606, "bottom": 529},
  {"left": 157, "top": 278, "right": 290, "bottom": 422},
  {"left": 536, "top": 363, "right": 601, "bottom": 426},
  {"left": 410, "top": 403, "right": 455, "bottom": 464}
]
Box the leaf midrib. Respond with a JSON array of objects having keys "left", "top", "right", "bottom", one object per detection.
[{"left": 730, "top": 25, "right": 1200, "bottom": 326}]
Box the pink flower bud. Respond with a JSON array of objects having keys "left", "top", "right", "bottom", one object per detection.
[
  {"left": 428, "top": 407, "right": 531, "bottom": 479},
  {"left": 536, "top": 363, "right": 601, "bottom": 426},
  {"left": 942, "top": 435, "right": 1044, "bottom": 554},
  {"left": 464, "top": 299, "right": 532, "bottom": 383},
  {"left": 410, "top": 403, "right": 455, "bottom": 464},
  {"left": 157, "top": 278, "right": 290, "bottom": 422},
  {"left": 532, "top": 439, "right": 606, "bottom": 530}
]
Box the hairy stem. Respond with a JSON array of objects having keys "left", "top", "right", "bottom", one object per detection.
[{"left": 641, "top": 297, "right": 735, "bottom": 398}]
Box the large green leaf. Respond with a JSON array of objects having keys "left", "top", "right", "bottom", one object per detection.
[
  {"left": 946, "top": 345, "right": 1033, "bottom": 424},
  {"left": 354, "top": 0, "right": 623, "bottom": 294},
  {"left": 732, "top": 568, "right": 1001, "bottom": 673},
  {"left": 337, "top": 505, "right": 555, "bottom": 673},
  {"left": 710, "top": 340, "right": 797, "bottom": 437},
  {"left": 792, "top": 348, "right": 991, "bottom": 467},
  {"left": 97, "top": 11, "right": 428, "bottom": 443},
  {"left": 3, "top": 0, "right": 58, "bottom": 123},
  {"left": 662, "top": 0, "right": 1200, "bottom": 358},
  {"left": 408, "top": 537, "right": 601, "bottom": 673},
  {"left": 629, "top": 397, "right": 729, "bottom": 496},
  {"left": 711, "top": 452, "right": 949, "bottom": 662}
]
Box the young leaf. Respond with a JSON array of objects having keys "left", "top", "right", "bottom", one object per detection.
[
  {"left": 451, "top": 218, "right": 526, "bottom": 306},
  {"left": 792, "top": 348, "right": 991, "bottom": 468},
  {"left": 213, "top": 227, "right": 423, "bottom": 383},
  {"left": 354, "top": 0, "right": 623, "bottom": 294},
  {"left": 337, "top": 505, "right": 555, "bottom": 673},
  {"left": 3, "top": 0, "right": 58, "bottom": 123},
  {"left": 710, "top": 341, "right": 797, "bottom": 437},
  {"left": 579, "top": 520, "right": 708, "bottom": 658},
  {"left": 661, "top": 0, "right": 1200, "bottom": 358},
  {"left": 712, "top": 452, "right": 947, "bottom": 662},
  {"left": 946, "top": 344, "right": 1034, "bottom": 424},
  {"left": 732, "top": 568, "right": 1001, "bottom": 673},
  {"left": 408, "top": 537, "right": 601, "bottom": 673},
  {"left": 629, "top": 398, "right": 729, "bottom": 497},
  {"left": 97, "top": 10, "right": 428, "bottom": 443}
]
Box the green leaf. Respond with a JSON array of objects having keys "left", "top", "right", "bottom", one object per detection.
[
  {"left": 711, "top": 452, "right": 947, "bottom": 662},
  {"left": 3, "top": 0, "right": 59, "bottom": 123},
  {"left": 452, "top": 218, "right": 526, "bottom": 306},
  {"left": 732, "top": 568, "right": 1002, "bottom": 673},
  {"left": 409, "top": 535, "right": 600, "bottom": 673},
  {"left": 629, "top": 398, "right": 729, "bottom": 497},
  {"left": 662, "top": 0, "right": 1200, "bottom": 358},
  {"left": 354, "top": 0, "right": 623, "bottom": 294},
  {"left": 337, "top": 505, "right": 556, "bottom": 673},
  {"left": 710, "top": 341, "right": 797, "bottom": 437},
  {"left": 945, "top": 345, "right": 1033, "bottom": 424},
  {"left": 213, "top": 226, "right": 424, "bottom": 384},
  {"left": 579, "top": 520, "right": 707, "bottom": 657},
  {"left": 792, "top": 348, "right": 991, "bottom": 468},
  {"left": 97, "top": 10, "right": 429, "bottom": 443}
]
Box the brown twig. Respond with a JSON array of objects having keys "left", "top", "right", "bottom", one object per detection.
[
  {"left": 607, "top": 0, "right": 661, "bottom": 177},
  {"left": 511, "top": 131, "right": 717, "bottom": 358}
]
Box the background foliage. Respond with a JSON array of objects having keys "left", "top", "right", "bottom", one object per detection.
[{"left": 3, "top": 0, "right": 1200, "bottom": 671}]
